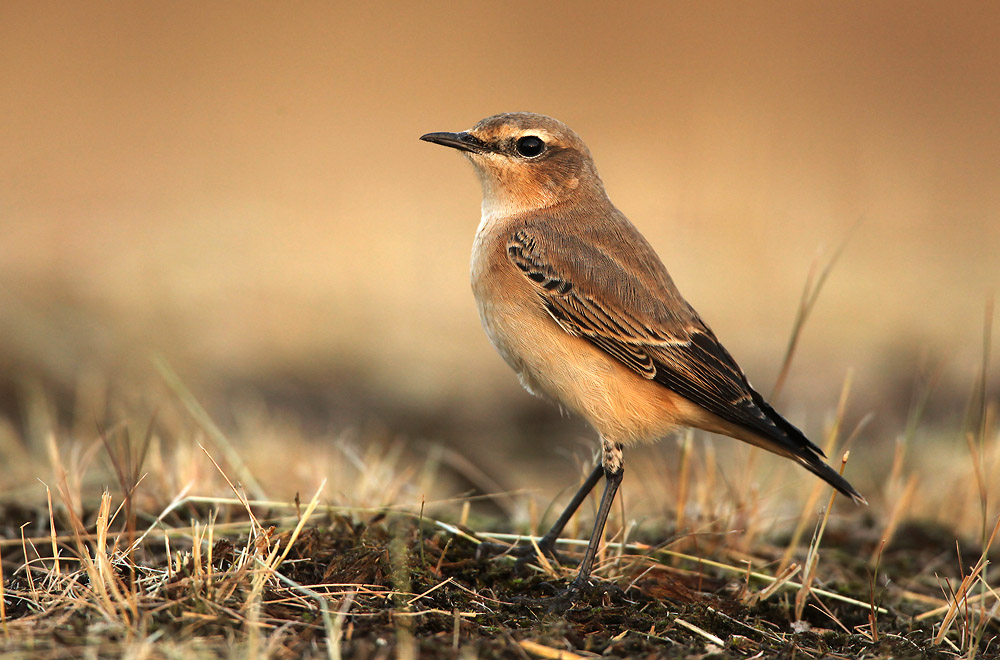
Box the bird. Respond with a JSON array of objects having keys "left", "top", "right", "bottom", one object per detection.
[{"left": 420, "top": 112, "right": 864, "bottom": 601}]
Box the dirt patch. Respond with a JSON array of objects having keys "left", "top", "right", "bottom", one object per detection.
[{"left": 2, "top": 504, "right": 994, "bottom": 659}]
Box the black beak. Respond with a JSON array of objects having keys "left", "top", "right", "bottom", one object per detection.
[{"left": 419, "top": 131, "right": 487, "bottom": 154}]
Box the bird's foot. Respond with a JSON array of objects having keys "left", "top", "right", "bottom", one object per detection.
[{"left": 513, "top": 577, "right": 628, "bottom": 613}]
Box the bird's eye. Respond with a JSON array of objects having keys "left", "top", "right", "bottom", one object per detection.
[{"left": 515, "top": 135, "right": 545, "bottom": 158}]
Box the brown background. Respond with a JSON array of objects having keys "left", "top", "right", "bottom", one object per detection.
[{"left": 2, "top": 2, "right": 998, "bottom": 460}]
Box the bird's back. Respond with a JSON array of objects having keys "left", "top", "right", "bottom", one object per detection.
[{"left": 474, "top": 200, "right": 864, "bottom": 503}]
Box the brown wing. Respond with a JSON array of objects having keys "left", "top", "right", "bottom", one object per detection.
[
  {"left": 507, "top": 229, "right": 804, "bottom": 449},
  {"left": 507, "top": 228, "right": 865, "bottom": 503}
]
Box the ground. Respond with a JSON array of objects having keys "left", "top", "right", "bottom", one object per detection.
[{"left": 1, "top": 489, "right": 996, "bottom": 659}]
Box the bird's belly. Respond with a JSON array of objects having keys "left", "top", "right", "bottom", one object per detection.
[{"left": 474, "top": 293, "right": 688, "bottom": 446}]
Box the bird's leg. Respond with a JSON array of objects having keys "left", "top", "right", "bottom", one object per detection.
[
  {"left": 535, "top": 463, "right": 605, "bottom": 552},
  {"left": 477, "top": 463, "right": 604, "bottom": 565},
  {"left": 563, "top": 438, "right": 624, "bottom": 595},
  {"left": 525, "top": 441, "right": 625, "bottom": 611}
]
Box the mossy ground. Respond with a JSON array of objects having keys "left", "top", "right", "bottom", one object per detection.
[{"left": 2, "top": 500, "right": 996, "bottom": 659}]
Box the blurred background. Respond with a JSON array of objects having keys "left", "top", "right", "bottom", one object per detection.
[{"left": 1, "top": 2, "right": 998, "bottom": 521}]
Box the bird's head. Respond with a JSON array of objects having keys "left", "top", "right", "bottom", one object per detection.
[{"left": 421, "top": 112, "right": 606, "bottom": 216}]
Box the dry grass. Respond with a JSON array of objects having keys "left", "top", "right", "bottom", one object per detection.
[
  {"left": 0, "top": 338, "right": 997, "bottom": 659},
  {"left": 0, "top": 243, "right": 997, "bottom": 659}
]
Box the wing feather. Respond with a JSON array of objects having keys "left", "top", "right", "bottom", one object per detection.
[{"left": 506, "top": 229, "right": 823, "bottom": 458}]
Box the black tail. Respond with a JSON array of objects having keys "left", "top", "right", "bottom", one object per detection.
[
  {"left": 793, "top": 450, "right": 867, "bottom": 504},
  {"left": 753, "top": 393, "right": 866, "bottom": 505}
]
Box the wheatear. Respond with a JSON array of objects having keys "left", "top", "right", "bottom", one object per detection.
[{"left": 421, "top": 112, "right": 864, "bottom": 599}]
